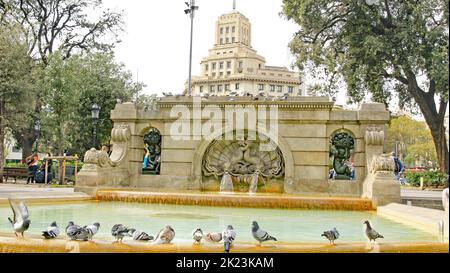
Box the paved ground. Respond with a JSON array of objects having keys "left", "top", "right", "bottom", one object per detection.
[
  {"left": 0, "top": 182, "right": 90, "bottom": 204},
  {"left": 401, "top": 189, "right": 444, "bottom": 200}
]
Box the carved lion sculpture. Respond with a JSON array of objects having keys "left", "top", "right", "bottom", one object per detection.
[{"left": 83, "top": 148, "right": 113, "bottom": 167}]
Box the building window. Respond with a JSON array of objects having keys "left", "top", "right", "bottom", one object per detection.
[
  {"left": 232, "top": 37, "right": 235, "bottom": 43},
  {"left": 205, "top": 64, "right": 209, "bottom": 71},
  {"left": 226, "top": 27, "right": 229, "bottom": 33},
  {"left": 232, "top": 26, "right": 235, "bottom": 33},
  {"left": 218, "top": 85, "right": 223, "bottom": 92},
  {"left": 258, "top": 84, "right": 264, "bottom": 91},
  {"left": 227, "top": 61, "right": 231, "bottom": 69},
  {"left": 219, "top": 72, "right": 223, "bottom": 76},
  {"left": 220, "top": 38, "right": 224, "bottom": 45},
  {"left": 270, "top": 85, "right": 275, "bottom": 92},
  {"left": 210, "top": 85, "right": 215, "bottom": 92},
  {"left": 258, "top": 64, "right": 261, "bottom": 69},
  {"left": 277, "top": 85, "right": 283, "bottom": 93},
  {"left": 227, "top": 71, "right": 231, "bottom": 76},
  {"left": 219, "top": 62, "right": 224, "bottom": 69},
  {"left": 199, "top": 86, "right": 204, "bottom": 93},
  {"left": 212, "top": 72, "right": 216, "bottom": 77},
  {"left": 239, "top": 61, "right": 243, "bottom": 68},
  {"left": 226, "top": 37, "right": 229, "bottom": 44},
  {"left": 220, "top": 27, "right": 223, "bottom": 34},
  {"left": 288, "top": 86, "right": 294, "bottom": 94},
  {"left": 235, "top": 83, "right": 240, "bottom": 90},
  {"left": 212, "top": 63, "right": 216, "bottom": 69},
  {"left": 225, "top": 84, "right": 230, "bottom": 91}
]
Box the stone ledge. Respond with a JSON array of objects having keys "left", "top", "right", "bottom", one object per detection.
[
  {"left": 377, "top": 203, "right": 449, "bottom": 239},
  {"left": 0, "top": 235, "right": 447, "bottom": 253}
]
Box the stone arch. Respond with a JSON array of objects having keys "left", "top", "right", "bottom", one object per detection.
[{"left": 191, "top": 127, "right": 294, "bottom": 191}]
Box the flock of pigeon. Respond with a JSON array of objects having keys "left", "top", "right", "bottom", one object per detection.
[{"left": 7, "top": 198, "right": 385, "bottom": 252}]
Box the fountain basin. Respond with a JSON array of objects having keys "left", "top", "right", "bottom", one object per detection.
[{"left": 95, "top": 190, "right": 374, "bottom": 210}]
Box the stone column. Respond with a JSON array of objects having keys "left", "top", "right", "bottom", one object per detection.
[{"left": 362, "top": 129, "right": 401, "bottom": 207}]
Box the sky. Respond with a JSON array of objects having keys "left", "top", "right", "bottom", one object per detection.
[{"left": 102, "top": 0, "right": 301, "bottom": 96}]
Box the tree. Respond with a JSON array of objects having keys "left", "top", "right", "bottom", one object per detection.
[
  {"left": 282, "top": 0, "right": 449, "bottom": 173},
  {"left": 38, "top": 52, "right": 142, "bottom": 157},
  {"left": 0, "top": 0, "right": 124, "bottom": 160},
  {"left": 387, "top": 115, "right": 437, "bottom": 166},
  {"left": 0, "top": 26, "right": 34, "bottom": 182}
]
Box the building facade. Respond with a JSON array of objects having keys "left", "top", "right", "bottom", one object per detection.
[{"left": 190, "top": 8, "right": 302, "bottom": 97}]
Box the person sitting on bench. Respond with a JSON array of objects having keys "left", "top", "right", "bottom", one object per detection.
[{"left": 25, "top": 152, "right": 39, "bottom": 184}]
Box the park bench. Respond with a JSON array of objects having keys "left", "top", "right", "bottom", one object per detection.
[{"left": 2, "top": 167, "right": 30, "bottom": 183}]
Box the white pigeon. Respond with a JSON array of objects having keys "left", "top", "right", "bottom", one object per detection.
[
  {"left": 223, "top": 225, "right": 237, "bottom": 253},
  {"left": 42, "top": 221, "right": 60, "bottom": 239},
  {"left": 192, "top": 228, "right": 203, "bottom": 245},
  {"left": 205, "top": 232, "right": 222, "bottom": 243},
  {"left": 151, "top": 225, "right": 175, "bottom": 245},
  {"left": 8, "top": 198, "right": 30, "bottom": 238}
]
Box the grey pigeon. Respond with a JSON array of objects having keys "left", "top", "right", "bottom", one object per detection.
[
  {"left": 8, "top": 198, "right": 30, "bottom": 238},
  {"left": 321, "top": 227, "right": 339, "bottom": 245},
  {"left": 152, "top": 225, "right": 175, "bottom": 245},
  {"left": 251, "top": 221, "right": 277, "bottom": 245},
  {"left": 42, "top": 221, "right": 60, "bottom": 239},
  {"left": 223, "top": 225, "right": 236, "bottom": 253},
  {"left": 84, "top": 222, "right": 100, "bottom": 241},
  {"left": 66, "top": 221, "right": 89, "bottom": 241},
  {"left": 130, "top": 229, "right": 154, "bottom": 241},
  {"left": 364, "top": 220, "right": 384, "bottom": 242},
  {"left": 111, "top": 224, "right": 133, "bottom": 243},
  {"left": 192, "top": 228, "right": 203, "bottom": 244}
]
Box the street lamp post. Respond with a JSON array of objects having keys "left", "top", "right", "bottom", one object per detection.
[
  {"left": 34, "top": 120, "right": 41, "bottom": 152},
  {"left": 91, "top": 104, "right": 100, "bottom": 149},
  {"left": 184, "top": 0, "right": 199, "bottom": 96}
]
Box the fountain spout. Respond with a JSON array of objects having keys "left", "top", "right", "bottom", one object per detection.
[
  {"left": 249, "top": 171, "right": 262, "bottom": 194},
  {"left": 220, "top": 171, "right": 234, "bottom": 192}
]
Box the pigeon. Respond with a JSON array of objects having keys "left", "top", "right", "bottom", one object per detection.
[
  {"left": 251, "top": 221, "right": 277, "bottom": 245},
  {"left": 42, "top": 221, "right": 60, "bottom": 239},
  {"left": 130, "top": 229, "right": 154, "bottom": 241},
  {"left": 192, "top": 228, "right": 203, "bottom": 245},
  {"left": 228, "top": 97, "right": 235, "bottom": 102},
  {"left": 163, "top": 92, "right": 173, "bottom": 97},
  {"left": 363, "top": 220, "right": 384, "bottom": 242},
  {"left": 66, "top": 221, "right": 89, "bottom": 241},
  {"left": 111, "top": 224, "right": 133, "bottom": 243},
  {"left": 84, "top": 223, "right": 100, "bottom": 241},
  {"left": 8, "top": 198, "right": 31, "bottom": 238},
  {"left": 321, "top": 227, "right": 340, "bottom": 245},
  {"left": 223, "top": 225, "right": 237, "bottom": 253},
  {"left": 205, "top": 232, "right": 222, "bottom": 243},
  {"left": 152, "top": 225, "right": 175, "bottom": 245}
]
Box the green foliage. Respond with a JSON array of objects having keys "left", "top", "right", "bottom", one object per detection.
[
  {"left": 38, "top": 51, "right": 142, "bottom": 156},
  {"left": 282, "top": 0, "right": 449, "bottom": 173},
  {"left": 405, "top": 170, "right": 449, "bottom": 188},
  {"left": 387, "top": 115, "right": 437, "bottom": 166}
]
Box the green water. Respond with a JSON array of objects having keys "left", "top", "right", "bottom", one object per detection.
[{"left": 0, "top": 201, "right": 438, "bottom": 243}]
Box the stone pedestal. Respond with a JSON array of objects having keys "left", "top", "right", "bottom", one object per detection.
[{"left": 362, "top": 171, "right": 401, "bottom": 207}]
